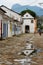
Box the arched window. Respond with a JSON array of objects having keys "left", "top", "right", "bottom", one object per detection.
[
  {"left": 26, "top": 15, "right": 28, "bottom": 17},
  {"left": 31, "top": 20, "right": 33, "bottom": 23}
]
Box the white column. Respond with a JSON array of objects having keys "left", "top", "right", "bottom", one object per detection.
[{"left": 8, "top": 21, "right": 12, "bottom": 37}]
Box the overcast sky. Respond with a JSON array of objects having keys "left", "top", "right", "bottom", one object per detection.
[{"left": 0, "top": 0, "right": 43, "bottom": 8}]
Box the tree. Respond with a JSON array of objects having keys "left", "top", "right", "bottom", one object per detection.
[{"left": 20, "top": 9, "right": 36, "bottom": 17}]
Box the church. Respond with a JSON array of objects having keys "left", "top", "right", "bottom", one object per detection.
[{"left": 22, "top": 12, "right": 37, "bottom": 33}]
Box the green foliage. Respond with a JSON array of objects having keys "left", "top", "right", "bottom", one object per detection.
[
  {"left": 37, "top": 23, "right": 43, "bottom": 29},
  {"left": 37, "top": 23, "right": 41, "bottom": 28},
  {"left": 20, "top": 9, "right": 36, "bottom": 17},
  {"left": 40, "top": 26, "right": 43, "bottom": 29}
]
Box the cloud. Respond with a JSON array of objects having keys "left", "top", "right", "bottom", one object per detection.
[{"left": 0, "top": 0, "right": 43, "bottom": 8}]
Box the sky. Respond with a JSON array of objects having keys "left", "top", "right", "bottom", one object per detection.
[{"left": 0, "top": 0, "right": 43, "bottom": 8}]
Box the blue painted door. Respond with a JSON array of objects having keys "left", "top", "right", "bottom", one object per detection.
[
  {"left": 6, "top": 23, "right": 8, "bottom": 37},
  {"left": 2, "top": 23, "right": 8, "bottom": 38}
]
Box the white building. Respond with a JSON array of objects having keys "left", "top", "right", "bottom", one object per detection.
[
  {"left": 0, "top": 8, "right": 6, "bottom": 39},
  {"left": 22, "top": 12, "right": 37, "bottom": 33},
  {"left": 1, "top": 5, "right": 22, "bottom": 23},
  {"left": 0, "top": 5, "right": 37, "bottom": 39},
  {"left": 0, "top": 5, "right": 22, "bottom": 37}
]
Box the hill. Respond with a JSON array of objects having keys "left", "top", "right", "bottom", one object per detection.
[{"left": 11, "top": 4, "right": 43, "bottom": 16}]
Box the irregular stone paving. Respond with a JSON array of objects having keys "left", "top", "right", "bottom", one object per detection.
[{"left": 0, "top": 33, "right": 43, "bottom": 65}]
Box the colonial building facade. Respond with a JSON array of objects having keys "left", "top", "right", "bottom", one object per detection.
[
  {"left": 0, "top": 5, "right": 37, "bottom": 39},
  {"left": 22, "top": 12, "right": 37, "bottom": 33},
  {"left": 0, "top": 5, "right": 22, "bottom": 39}
]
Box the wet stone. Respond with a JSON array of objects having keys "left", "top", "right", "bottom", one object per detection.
[{"left": 0, "top": 34, "right": 43, "bottom": 65}]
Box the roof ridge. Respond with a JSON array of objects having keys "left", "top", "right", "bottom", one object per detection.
[{"left": 0, "top": 5, "right": 21, "bottom": 15}]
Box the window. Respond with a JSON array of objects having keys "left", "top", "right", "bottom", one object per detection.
[
  {"left": 31, "top": 20, "right": 33, "bottom": 23},
  {"left": 26, "top": 15, "right": 28, "bottom": 17}
]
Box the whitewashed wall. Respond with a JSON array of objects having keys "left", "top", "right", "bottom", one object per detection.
[
  {"left": 22, "top": 13, "right": 34, "bottom": 33},
  {"left": 15, "top": 26, "right": 22, "bottom": 35},
  {"left": 1, "top": 6, "right": 23, "bottom": 35},
  {"left": 0, "top": 14, "right": 3, "bottom": 20},
  {"left": 8, "top": 21, "right": 12, "bottom": 37},
  {"left": 1, "top": 6, "right": 22, "bottom": 22}
]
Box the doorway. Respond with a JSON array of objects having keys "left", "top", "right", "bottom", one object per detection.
[
  {"left": 2, "top": 23, "right": 8, "bottom": 39},
  {"left": 25, "top": 25, "right": 30, "bottom": 33}
]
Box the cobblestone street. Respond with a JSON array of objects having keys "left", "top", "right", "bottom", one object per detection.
[{"left": 0, "top": 33, "right": 43, "bottom": 65}]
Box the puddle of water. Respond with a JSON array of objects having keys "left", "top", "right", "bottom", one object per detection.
[
  {"left": 15, "top": 36, "right": 40, "bottom": 65},
  {"left": 22, "top": 50, "right": 34, "bottom": 56},
  {"left": 21, "top": 43, "right": 36, "bottom": 56},
  {"left": 14, "top": 58, "right": 37, "bottom": 65},
  {"left": 37, "top": 48, "right": 43, "bottom": 53},
  {"left": 14, "top": 58, "right": 31, "bottom": 65},
  {"left": 25, "top": 43, "right": 34, "bottom": 49},
  {"left": 18, "top": 43, "right": 36, "bottom": 57}
]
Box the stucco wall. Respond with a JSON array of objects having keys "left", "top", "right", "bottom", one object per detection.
[
  {"left": 22, "top": 13, "right": 34, "bottom": 33},
  {"left": 1, "top": 6, "right": 22, "bottom": 22},
  {"left": 22, "top": 19, "right": 34, "bottom": 33},
  {"left": 8, "top": 21, "right": 12, "bottom": 37}
]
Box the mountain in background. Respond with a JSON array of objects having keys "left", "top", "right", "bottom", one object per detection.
[{"left": 11, "top": 4, "right": 43, "bottom": 16}]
